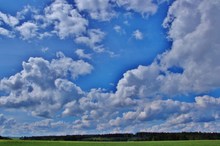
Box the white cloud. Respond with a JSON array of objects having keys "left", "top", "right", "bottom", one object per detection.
[
  {"left": 132, "top": 29, "right": 143, "bottom": 40},
  {"left": 75, "top": 29, "right": 105, "bottom": 52},
  {"left": 75, "top": 0, "right": 116, "bottom": 21},
  {"left": 160, "top": 0, "right": 220, "bottom": 94},
  {"left": 116, "top": 0, "right": 158, "bottom": 16},
  {"left": 16, "top": 22, "right": 38, "bottom": 40},
  {"left": 0, "top": 52, "right": 93, "bottom": 118},
  {"left": 71, "top": 0, "right": 220, "bottom": 132},
  {"left": 16, "top": 5, "right": 39, "bottom": 20},
  {"left": 114, "top": 25, "right": 125, "bottom": 34},
  {"left": 0, "top": 0, "right": 220, "bottom": 134},
  {"left": 0, "top": 116, "right": 74, "bottom": 136},
  {"left": 114, "top": 25, "right": 122, "bottom": 33},
  {"left": 44, "top": 0, "right": 88, "bottom": 39},
  {"left": 41, "top": 47, "right": 49, "bottom": 53},
  {"left": 75, "top": 49, "right": 92, "bottom": 59},
  {"left": 0, "top": 114, "right": 16, "bottom": 135},
  {"left": 0, "top": 11, "right": 19, "bottom": 38},
  {"left": 81, "top": 0, "right": 220, "bottom": 132},
  {"left": 106, "top": 95, "right": 220, "bottom": 132},
  {"left": 0, "top": 11, "right": 19, "bottom": 27},
  {"left": 115, "top": 0, "right": 220, "bottom": 98},
  {"left": 0, "top": 27, "right": 14, "bottom": 38}
]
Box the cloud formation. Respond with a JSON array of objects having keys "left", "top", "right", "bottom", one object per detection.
[
  {"left": 43, "top": 0, "right": 88, "bottom": 39},
  {"left": 75, "top": 29, "right": 105, "bottom": 52},
  {"left": 16, "top": 22, "right": 38, "bottom": 40},
  {"left": 0, "top": 0, "right": 220, "bottom": 135},
  {"left": 75, "top": 0, "right": 116, "bottom": 21},
  {"left": 116, "top": 0, "right": 158, "bottom": 15},
  {"left": 132, "top": 29, "right": 143, "bottom": 40},
  {"left": 0, "top": 52, "right": 92, "bottom": 118},
  {"left": 0, "top": 12, "right": 19, "bottom": 27},
  {"left": 75, "top": 49, "right": 92, "bottom": 59}
]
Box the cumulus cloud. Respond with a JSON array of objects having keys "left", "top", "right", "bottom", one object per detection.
[
  {"left": 0, "top": 114, "right": 16, "bottom": 134},
  {"left": 0, "top": 12, "right": 19, "bottom": 27},
  {"left": 98, "top": 0, "right": 220, "bottom": 132},
  {"left": 0, "top": 0, "right": 89, "bottom": 41},
  {"left": 75, "top": 49, "right": 92, "bottom": 59},
  {"left": 160, "top": 0, "right": 220, "bottom": 94},
  {"left": 75, "top": 0, "right": 116, "bottom": 21},
  {"left": 0, "top": 11, "right": 19, "bottom": 38},
  {"left": 0, "top": 27, "right": 14, "bottom": 38},
  {"left": 1, "top": 0, "right": 220, "bottom": 135},
  {"left": 69, "top": 0, "right": 220, "bottom": 132},
  {"left": 0, "top": 116, "right": 74, "bottom": 136},
  {"left": 115, "top": 0, "right": 220, "bottom": 98},
  {"left": 144, "top": 96, "right": 220, "bottom": 132},
  {"left": 116, "top": 0, "right": 158, "bottom": 16},
  {"left": 114, "top": 25, "right": 125, "bottom": 34},
  {"left": 43, "top": 0, "right": 88, "bottom": 39},
  {"left": 16, "top": 22, "right": 38, "bottom": 40},
  {"left": 0, "top": 52, "right": 93, "bottom": 118},
  {"left": 132, "top": 29, "right": 143, "bottom": 40},
  {"left": 75, "top": 29, "right": 105, "bottom": 52},
  {"left": 105, "top": 95, "right": 220, "bottom": 133},
  {"left": 114, "top": 25, "right": 122, "bottom": 33},
  {"left": 41, "top": 47, "right": 49, "bottom": 53}
]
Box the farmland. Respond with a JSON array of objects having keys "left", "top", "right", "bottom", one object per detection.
[{"left": 0, "top": 140, "right": 220, "bottom": 146}]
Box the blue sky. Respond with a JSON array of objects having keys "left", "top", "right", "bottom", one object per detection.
[{"left": 0, "top": 0, "right": 220, "bottom": 136}]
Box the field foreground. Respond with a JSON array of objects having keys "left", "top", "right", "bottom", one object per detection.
[{"left": 0, "top": 140, "right": 220, "bottom": 146}]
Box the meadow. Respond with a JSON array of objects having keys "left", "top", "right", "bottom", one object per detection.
[{"left": 0, "top": 140, "right": 220, "bottom": 146}]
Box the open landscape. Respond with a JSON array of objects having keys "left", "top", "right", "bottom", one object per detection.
[
  {"left": 0, "top": 0, "right": 220, "bottom": 144},
  {"left": 0, "top": 140, "right": 220, "bottom": 146}
]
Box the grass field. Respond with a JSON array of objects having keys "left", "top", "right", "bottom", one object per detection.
[{"left": 0, "top": 140, "right": 220, "bottom": 146}]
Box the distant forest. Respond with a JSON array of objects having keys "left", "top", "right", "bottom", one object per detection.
[
  {"left": 0, "top": 136, "right": 11, "bottom": 140},
  {"left": 20, "top": 132, "right": 220, "bottom": 141}
]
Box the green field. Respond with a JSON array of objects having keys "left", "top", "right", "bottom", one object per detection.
[{"left": 0, "top": 140, "right": 220, "bottom": 146}]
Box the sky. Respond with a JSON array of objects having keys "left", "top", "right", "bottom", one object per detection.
[{"left": 0, "top": 0, "right": 220, "bottom": 137}]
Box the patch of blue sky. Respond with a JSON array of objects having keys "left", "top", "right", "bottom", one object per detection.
[
  {"left": 75, "top": 2, "right": 172, "bottom": 91},
  {"left": 0, "top": 0, "right": 51, "bottom": 14}
]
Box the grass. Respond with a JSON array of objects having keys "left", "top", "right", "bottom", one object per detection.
[{"left": 0, "top": 140, "right": 220, "bottom": 146}]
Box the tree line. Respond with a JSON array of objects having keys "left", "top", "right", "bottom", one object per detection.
[
  {"left": 20, "top": 132, "right": 220, "bottom": 141},
  {"left": 0, "top": 136, "right": 11, "bottom": 140}
]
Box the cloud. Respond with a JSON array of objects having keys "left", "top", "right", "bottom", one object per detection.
[
  {"left": 105, "top": 95, "right": 220, "bottom": 132},
  {"left": 0, "top": 52, "right": 93, "bottom": 118},
  {"left": 102, "top": 0, "right": 220, "bottom": 131},
  {"left": 160, "top": 0, "right": 220, "bottom": 94},
  {"left": 115, "top": 0, "right": 220, "bottom": 98},
  {"left": 16, "top": 5, "right": 39, "bottom": 20},
  {"left": 114, "top": 25, "right": 122, "bottom": 33},
  {"left": 0, "top": 114, "right": 16, "bottom": 134},
  {"left": 75, "top": 0, "right": 116, "bottom": 21},
  {"left": 114, "top": 25, "right": 125, "bottom": 34},
  {"left": 116, "top": 0, "right": 158, "bottom": 16},
  {"left": 0, "top": 12, "right": 19, "bottom": 27},
  {"left": 0, "top": 27, "right": 14, "bottom": 38},
  {"left": 0, "top": 116, "right": 73, "bottom": 136},
  {"left": 0, "top": 11, "right": 19, "bottom": 38},
  {"left": 75, "top": 29, "right": 105, "bottom": 52},
  {"left": 1, "top": 0, "right": 220, "bottom": 135},
  {"left": 144, "top": 96, "right": 220, "bottom": 132},
  {"left": 1, "top": 95, "right": 220, "bottom": 135},
  {"left": 0, "top": 0, "right": 89, "bottom": 41},
  {"left": 43, "top": 0, "right": 88, "bottom": 39},
  {"left": 132, "top": 29, "right": 143, "bottom": 40},
  {"left": 75, "top": 49, "right": 92, "bottom": 59},
  {"left": 16, "top": 22, "right": 38, "bottom": 40},
  {"left": 41, "top": 47, "right": 49, "bottom": 53}
]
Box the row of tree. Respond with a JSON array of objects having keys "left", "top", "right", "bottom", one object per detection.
[
  {"left": 20, "top": 132, "right": 220, "bottom": 141},
  {"left": 0, "top": 136, "right": 11, "bottom": 140}
]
